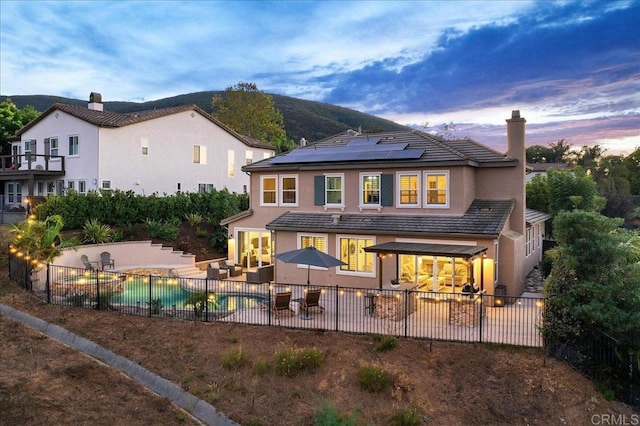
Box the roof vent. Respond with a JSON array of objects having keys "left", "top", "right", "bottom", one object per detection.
[
  {"left": 300, "top": 137, "right": 307, "bottom": 147},
  {"left": 331, "top": 214, "right": 341, "bottom": 224}
]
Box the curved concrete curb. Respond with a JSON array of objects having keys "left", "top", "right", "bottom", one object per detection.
[{"left": 0, "top": 303, "right": 238, "bottom": 426}]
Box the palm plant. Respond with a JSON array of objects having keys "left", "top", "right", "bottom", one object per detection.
[
  {"left": 83, "top": 218, "right": 112, "bottom": 243},
  {"left": 9, "top": 215, "right": 79, "bottom": 265}
]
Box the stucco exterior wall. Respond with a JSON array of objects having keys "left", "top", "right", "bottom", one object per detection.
[
  {"left": 98, "top": 111, "right": 272, "bottom": 195},
  {"left": 12, "top": 106, "right": 274, "bottom": 201},
  {"left": 15, "top": 111, "right": 101, "bottom": 192},
  {"left": 245, "top": 165, "right": 481, "bottom": 221}
]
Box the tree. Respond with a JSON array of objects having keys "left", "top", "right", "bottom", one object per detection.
[
  {"left": 0, "top": 100, "right": 39, "bottom": 155},
  {"left": 525, "top": 174, "right": 550, "bottom": 212},
  {"left": 547, "top": 139, "right": 572, "bottom": 163},
  {"left": 594, "top": 154, "right": 635, "bottom": 219},
  {"left": 543, "top": 210, "right": 640, "bottom": 349},
  {"left": 574, "top": 144, "right": 606, "bottom": 175},
  {"left": 271, "top": 135, "right": 297, "bottom": 154},
  {"left": 622, "top": 147, "right": 640, "bottom": 195},
  {"left": 546, "top": 167, "right": 602, "bottom": 215},
  {"left": 211, "top": 82, "right": 286, "bottom": 144},
  {"left": 526, "top": 139, "right": 572, "bottom": 164},
  {"left": 526, "top": 145, "right": 553, "bottom": 163}
]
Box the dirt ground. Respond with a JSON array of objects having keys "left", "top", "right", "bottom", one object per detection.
[{"left": 1, "top": 225, "right": 638, "bottom": 425}]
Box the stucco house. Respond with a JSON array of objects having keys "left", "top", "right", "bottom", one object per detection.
[
  {"left": 2, "top": 92, "right": 274, "bottom": 212},
  {"left": 222, "top": 110, "right": 549, "bottom": 298},
  {"left": 525, "top": 162, "right": 572, "bottom": 183}
]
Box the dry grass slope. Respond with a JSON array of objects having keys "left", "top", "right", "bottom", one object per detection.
[{"left": 0, "top": 226, "right": 637, "bottom": 425}]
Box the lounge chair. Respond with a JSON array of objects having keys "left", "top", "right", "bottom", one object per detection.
[
  {"left": 295, "top": 289, "right": 325, "bottom": 315},
  {"left": 223, "top": 259, "right": 243, "bottom": 277},
  {"left": 271, "top": 291, "right": 295, "bottom": 316},
  {"left": 81, "top": 254, "right": 99, "bottom": 271},
  {"left": 207, "top": 262, "right": 228, "bottom": 280},
  {"left": 100, "top": 251, "right": 115, "bottom": 270}
]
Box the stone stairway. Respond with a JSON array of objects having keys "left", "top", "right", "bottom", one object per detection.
[{"left": 172, "top": 263, "right": 206, "bottom": 278}]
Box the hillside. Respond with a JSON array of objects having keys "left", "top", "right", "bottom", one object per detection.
[{"left": 1, "top": 92, "right": 409, "bottom": 143}]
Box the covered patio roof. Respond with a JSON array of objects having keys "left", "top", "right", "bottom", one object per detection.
[{"left": 363, "top": 242, "right": 487, "bottom": 259}]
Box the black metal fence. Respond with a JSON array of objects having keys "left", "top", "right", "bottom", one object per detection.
[
  {"left": 547, "top": 331, "right": 639, "bottom": 408},
  {"left": 32, "top": 263, "right": 545, "bottom": 347},
  {"left": 8, "top": 249, "right": 35, "bottom": 291}
]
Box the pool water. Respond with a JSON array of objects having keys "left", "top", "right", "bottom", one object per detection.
[{"left": 112, "top": 280, "right": 267, "bottom": 311}]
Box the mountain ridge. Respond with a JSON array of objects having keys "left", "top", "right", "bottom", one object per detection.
[{"left": 1, "top": 91, "right": 410, "bottom": 143}]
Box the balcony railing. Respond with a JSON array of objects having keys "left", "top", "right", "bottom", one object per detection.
[{"left": 0, "top": 154, "right": 65, "bottom": 173}]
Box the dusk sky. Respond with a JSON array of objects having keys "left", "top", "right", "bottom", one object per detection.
[{"left": 1, "top": 1, "right": 638, "bottom": 155}]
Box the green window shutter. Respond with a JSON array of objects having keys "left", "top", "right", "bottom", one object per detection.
[
  {"left": 314, "top": 175, "right": 325, "bottom": 205},
  {"left": 381, "top": 174, "right": 394, "bottom": 206}
]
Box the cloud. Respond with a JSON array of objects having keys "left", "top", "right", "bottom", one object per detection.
[{"left": 323, "top": 1, "right": 640, "bottom": 121}]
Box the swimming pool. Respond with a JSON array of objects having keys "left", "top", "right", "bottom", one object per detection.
[{"left": 111, "top": 279, "right": 268, "bottom": 311}]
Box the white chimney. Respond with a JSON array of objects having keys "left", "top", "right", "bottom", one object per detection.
[
  {"left": 299, "top": 137, "right": 307, "bottom": 146},
  {"left": 88, "top": 92, "right": 103, "bottom": 111}
]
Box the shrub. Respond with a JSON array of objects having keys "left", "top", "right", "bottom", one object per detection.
[
  {"left": 388, "top": 406, "right": 421, "bottom": 426},
  {"left": 93, "top": 290, "right": 115, "bottom": 311},
  {"left": 356, "top": 364, "right": 391, "bottom": 393},
  {"left": 222, "top": 347, "right": 248, "bottom": 370},
  {"left": 374, "top": 335, "right": 398, "bottom": 352},
  {"left": 195, "top": 228, "right": 208, "bottom": 238},
  {"left": 145, "top": 218, "right": 180, "bottom": 241},
  {"left": 274, "top": 347, "right": 322, "bottom": 377},
  {"left": 110, "top": 230, "right": 124, "bottom": 242},
  {"left": 252, "top": 360, "right": 270, "bottom": 375},
  {"left": 83, "top": 218, "right": 112, "bottom": 244},
  {"left": 185, "top": 212, "right": 204, "bottom": 226},
  {"left": 147, "top": 298, "right": 164, "bottom": 315},
  {"left": 184, "top": 291, "right": 215, "bottom": 319},
  {"left": 67, "top": 292, "right": 87, "bottom": 307},
  {"left": 120, "top": 222, "right": 140, "bottom": 239},
  {"left": 314, "top": 401, "right": 359, "bottom": 426}
]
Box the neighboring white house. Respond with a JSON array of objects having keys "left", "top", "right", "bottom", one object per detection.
[{"left": 2, "top": 93, "right": 274, "bottom": 209}]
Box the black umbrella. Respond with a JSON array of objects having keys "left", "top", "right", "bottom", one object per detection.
[{"left": 275, "top": 246, "right": 346, "bottom": 286}]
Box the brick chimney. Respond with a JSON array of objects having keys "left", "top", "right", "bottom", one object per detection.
[{"left": 88, "top": 92, "right": 103, "bottom": 111}]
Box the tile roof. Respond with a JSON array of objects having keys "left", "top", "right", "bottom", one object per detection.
[
  {"left": 527, "top": 163, "right": 572, "bottom": 172},
  {"left": 15, "top": 103, "right": 273, "bottom": 150},
  {"left": 220, "top": 209, "right": 254, "bottom": 226},
  {"left": 245, "top": 129, "right": 516, "bottom": 171},
  {"left": 525, "top": 208, "right": 551, "bottom": 225},
  {"left": 266, "top": 199, "right": 515, "bottom": 238}
]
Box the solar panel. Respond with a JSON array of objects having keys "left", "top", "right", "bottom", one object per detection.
[
  {"left": 347, "top": 136, "right": 381, "bottom": 147},
  {"left": 269, "top": 148, "right": 424, "bottom": 164}
]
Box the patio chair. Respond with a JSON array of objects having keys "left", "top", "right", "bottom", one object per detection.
[
  {"left": 271, "top": 291, "right": 295, "bottom": 316},
  {"left": 80, "top": 254, "right": 99, "bottom": 271},
  {"left": 223, "top": 259, "right": 243, "bottom": 277},
  {"left": 100, "top": 251, "right": 115, "bottom": 270},
  {"left": 295, "top": 289, "right": 325, "bottom": 315},
  {"left": 207, "top": 262, "right": 228, "bottom": 280}
]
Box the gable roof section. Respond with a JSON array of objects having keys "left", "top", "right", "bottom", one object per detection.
[
  {"left": 15, "top": 103, "right": 273, "bottom": 149},
  {"left": 245, "top": 129, "right": 516, "bottom": 171},
  {"left": 266, "top": 199, "right": 514, "bottom": 238}
]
